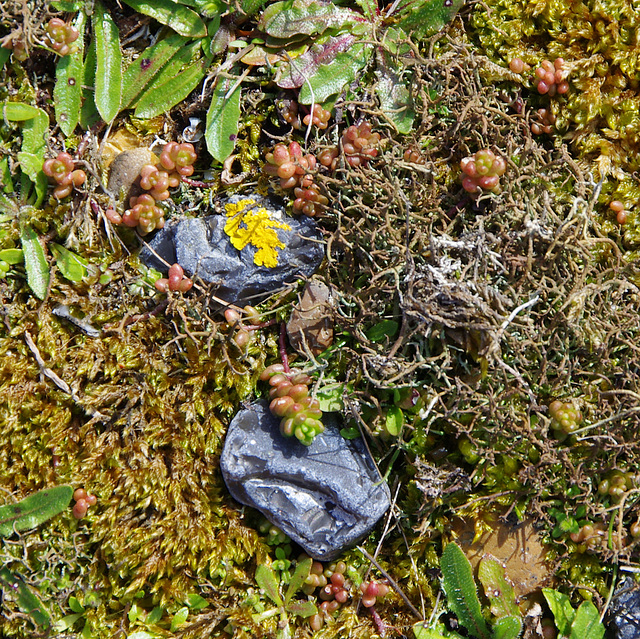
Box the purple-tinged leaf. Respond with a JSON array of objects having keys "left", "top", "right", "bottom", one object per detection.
[
  {"left": 276, "top": 33, "right": 356, "bottom": 89},
  {"left": 260, "top": 0, "right": 362, "bottom": 38}
]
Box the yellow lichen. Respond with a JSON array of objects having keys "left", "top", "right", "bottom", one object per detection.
[{"left": 224, "top": 198, "right": 291, "bottom": 268}]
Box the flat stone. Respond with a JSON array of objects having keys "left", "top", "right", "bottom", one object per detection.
[
  {"left": 220, "top": 401, "right": 391, "bottom": 561},
  {"left": 611, "top": 576, "right": 640, "bottom": 639},
  {"left": 286, "top": 279, "right": 334, "bottom": 355},
  {"left": 140, "top": 194, "right": 324, "bottom": 307}
]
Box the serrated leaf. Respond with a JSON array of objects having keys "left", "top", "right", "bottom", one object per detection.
[
  {"left": 54, "top": 11, "right": 86, "bottom": 136},
  {"left": 396, "top": 0, "right": 464, "bottom": 37},
  {"left": 20, "top": 225, "right": 50, "bottom": 299},
  {"left": 299, "top": 42, "right": 371, "bottom": 103},
  {"left": 569, "top": 601, "right": 604, "bottom": 639},
  {"left": 276, "top": 33, "right": 356, "bottom": 89},
  {"left": 0, "top": 568, "right": 50, "bottom": 627},
  {"left": 0, "top": 102, "right": 41, "bottom": 120},
  {"left": 255, "top": 564, "right": 283, "bottom": 607},
  {"left": 121, "top": 32, "right": 191, "bottom": 108},
  {"left": 284, "top": 558, "right": 312, "bottom": 606},
  {"left": 440, "top": 543, "right": 491, "bottom": 639},
  {"left": 0, "top": 486, "right": 73, "bottom": 536},
  {"left": 259, "top": 0, "right": 361, "bottom": 38},
  {"left": 542, "top": 589, "right": 575, "bottom": 637},
  {"left": 286, "top": 600, "right": 317, "bottom": 618},
  {"left": 385, "top": 406, "right": 404, "bottom": 436},
  {"left": 205, "top": 73, "right": 241, "bottom": 162},
  {"left": 0, "top": 249, "right": 23, "bottom": 264},
  {"left": 93, "top": 1, "right": 122, "bottom": 123},
  {"left": 477, "top": 557, "right": 520, "bottom": 619},
  {"left": 51, "top": 243, "right": 88, "bottom": 282},
  {"left": 134, "top": 54, "right": 206, "bottom": 118},
  {"left": 122, "top": 0, "right": 207, "bottom": 37},
  {"left": 493, "top": 616, "right": 522, "bottom": 639},
  {"left": 376, "top": 49, "right": 414, "bottom": 134}
]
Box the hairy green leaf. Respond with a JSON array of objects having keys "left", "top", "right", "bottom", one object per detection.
[
  {"left": 299, "top": 42, "right": 371, "bottom": 103},
  {"left": 0, "top": 156, "right": 12, "bottom": 193},
  {"left": 205, "top": 74, "right": 241, "bottom": 162},
  {"left": 255, "top": 564, "right": 284, "bottom": 607},
  {"left": 93, "top": 1, "right": 122, "bottom": 122},
  {"left": 396, "top": 0, "right": 464, "bottom": 37},
  {"left": 51, "top": 243, "right": 88, "bottom": 282},
  {"left": 376, "top": 49, "right": 415, "bottom": 134},
  {"left": 20, "top": 225, "right": 50, "bottom": 300},
  {"left": 284, "top": 558, "right": 312, "bottom": 606},
  {"left": 286, "top": 600, "right": 318, "bottom": 618},
  {"left": 122, "top": 0, "right": 207, "bottom": 37},
  {"left": 260, "top": 0, "right": 361, "bottom": 38},
  {"left": 543, "top": 588, "right": 576, "bottom": 637},
  {"left": 1, "top": 102, "right": 41, "bottom": 121},
  {"left": 569, "top": 601, "right": 604, "bottom": 639},
  {"left": 134, "top": 51, "right": 206, "bottom": 118},
  {"left": 0, "top": 485, "right": 73, "bottom": 536},
  {"left": 493, "top": 616, "right": 522, "bottom": 639},
  {"left": 413, "top": 622, "right": 465, "bottom": 638},
  {"left": 440, "top": 543, "right": 491, "bottom": 639},
  {"left": 0, "top": 568, "right": 50, "bottom": 627},
  {"left": 54, "top": 11, "right": 86, "bottom": 136},
  {"left": 121, "top": 33, "right": 191, "bottom": 108},
  {"left": 80, "top": 38, "right": 100, "bottom": 129},
  {"left": 477, "top": 557, "right": 520, "bottom": 620}
]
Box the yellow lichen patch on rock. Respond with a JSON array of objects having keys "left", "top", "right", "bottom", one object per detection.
[{"left": 224, "top": 198, "right": 291, "bottom": 268}]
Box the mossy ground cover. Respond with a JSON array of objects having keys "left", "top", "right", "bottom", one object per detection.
[{"left": 0, "top": 0, "right": 640, "bottom": 637}]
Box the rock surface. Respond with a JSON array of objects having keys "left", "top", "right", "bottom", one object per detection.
[
  {"left": 220, "top": 401, "right": 391, "bottom": 561},
  {"left": 140, "top": 194, "right": 324, "bottom": 307},
  {"left": 611, "top": 576, "right": 640, "bottom": 639},
  {"left": 286, "top": 279, "right": 334, "bottom": 355}
]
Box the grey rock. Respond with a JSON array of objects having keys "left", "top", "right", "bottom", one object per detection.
[
  {"left": 611, "top": 576, "right": 640, "bottom": 639},
  {"left": 220, "top": 401, "right": 391, "bottom": 561},
  {"left": 140, "top": 194, "right": 324, "bottom": 307}
]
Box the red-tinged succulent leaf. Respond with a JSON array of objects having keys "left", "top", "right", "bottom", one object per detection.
[
  {"left": 259, "top": 0, "right": 362, "bottom": 38},
  {"left": 276, "top": 33, "right": 356, "bottom": 89}
]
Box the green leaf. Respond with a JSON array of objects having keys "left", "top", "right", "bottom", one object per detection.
[
  {"left": 440, "top": 543, "right": 491, "bottom": 639},
  {"left": 241, "top": 0, "right": 266, "bottom": 16},
  {"left": 0, "top": 47, "right": 10, "bottom": 69},
  {"left": 255, "top": 564, "right": 283, "bottom": 607},
  {"left": 54, "top": 11, "right": 86, "bottom": 136},
  {"left": 17, "top": 153, "right": 48, "bottom": 206},
  {"left": 93, "top": 1, "right": 122, "bottom": 123},
  {"left": 493, "top": 616, "right": 522, "bottom": 639},
  {"left": 121, "top": 32, "right": 191, "bottom": 108},
  {"left": 385, "top": 406, "right": 404, "bottom": 436},
  {"left": 186, "top": 594, "right": 208, "bottom": 610},
  {"left": 170, "top": 606, "right": 189, "bottom": 632},
  {"left": 542, "top": 589, "right": 576, "bottom": 637},
  {"left": 53, "top": 613, "right": 84, "bottom": 631},
  {"left": 68, "top": 596, "right": 85, "bottom": 613},
  {"left": 146, "top": 606, "right": 164, "bottom": 624},
  {"left": 396, "top": 0, "right": 464, "bottom": 38},
  {"left": 205, "top": 73, "right": 242, "bottom": 162},
  {"left": 286, "top": 600, "right": 318, "bottom": 618},
  {"left": 1, "top": 102, "right": 42, "bottom": 120},
  {"left": 0, "top": 155, "right": 13, "bottom": 193},
  {"left": 0, "top": 249, "right": 23, "bottom": 264},
  {"left": 354, "top": 0, "right": 377, "bottom": 19},
  {"left": 0, "top": 568, "right": 50, "bottom": 627},
  {"left": 0, "top": 486, "right": 73, "bottom": 536},
  {"left": 316, "top": 384, "right": 344, "bottom": 412},
  {"left": 80, "top": 38, "right": 101, "bottom": 129},
  {"left": 51, "top": 243, "right": 88, "bottom": 282},
  {"left": 569, "top": 601, "right": 605, "bottom": 639},
  {"left": 477, "top": 557, "right": 520, "bottom": 619},
  {"left": 366, "top": 319, "right": 399, "bottom": 342},
  {"left": 134, "top": 54, "right": 207, "bottom": 119},
  {"left": 122, "top": 0, "right": 207, "bottom": 37},
  {"left": 259, "top": 0, "right": 360, "bottom": 38},
  {"left": 284, "top": 557, "right": 312, "bottom": 606},
  {"left": 376, "top": 49, "right": 415, "bottom": 134},
  {"left": 50, "top": 0, "right": 83, "bottom": 9},
  {"left": 413, "top": 621, "right": 465, "bottom": 639},
  {"left": 20, "top": 225, "right": 50, "bottom": 300}
]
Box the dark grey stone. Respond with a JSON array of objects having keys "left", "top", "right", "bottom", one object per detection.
[
  {"left": 220, "top": 401, "right": 391, "bottom": 561},
  {"left": 139, "top": 194, "right": 324, "bottom": 307},
  {"left": 611, "top": 576, "right": 640, "bottom": 639}
]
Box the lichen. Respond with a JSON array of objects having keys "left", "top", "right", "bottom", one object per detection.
[{"left": 224, "top": 198, "right": 291, "bottom": 268}]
